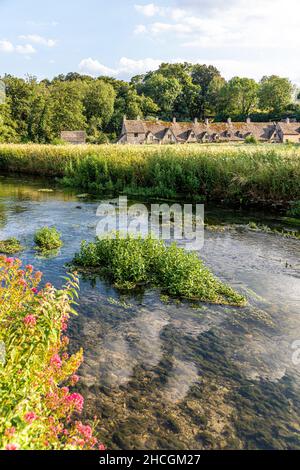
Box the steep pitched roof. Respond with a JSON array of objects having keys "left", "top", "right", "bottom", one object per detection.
[
  {"left": 277, "top": 122, "right": 300, "bottom": 135},
  {"left": 123, "top": 119, "right": 146, "bottom": 134}
]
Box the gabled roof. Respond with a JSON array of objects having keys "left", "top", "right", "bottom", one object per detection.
[
  {"left": 123, "top": 119, "right": 146, "bottom": 134},
  {"left": 277, "top": 122, "right": 300, "bottom": 135}
]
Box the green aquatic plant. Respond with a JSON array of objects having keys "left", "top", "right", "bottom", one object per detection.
[
  {"left": 0, "top": 237, "right": 24, "bottom": 254},
  {"left": 34, "top": 226, "right": 63, "bottom": 251},
  {"left": 73, "top": 233, "right": 246, "bottom": 306}
]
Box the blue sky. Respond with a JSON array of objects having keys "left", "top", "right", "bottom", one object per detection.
[{"left": 0, "top": 0, "right": 299, "bottom": 84}]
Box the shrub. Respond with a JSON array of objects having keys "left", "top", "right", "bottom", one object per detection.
[
  {"left": 0, "top": 238, "right": 23, "bottom": 254},
  {"left": 34, "top": 227, "right": 63, "bottom": 251},
  {"left": 0, "top": 256, "right": 105, "bottom": 450},
  {"left": 73, "top": 234, "right": 246, "bottom": 306},
  {"left": 244, "top": 135, "right": 257, "bottom": 144}
]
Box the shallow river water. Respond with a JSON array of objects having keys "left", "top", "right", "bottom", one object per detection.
[{"left": 0, "top": 174, "right": 300, "bottom": 450}]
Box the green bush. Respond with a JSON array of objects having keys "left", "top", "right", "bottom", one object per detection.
[
  {"left": 244, "top": 135, "right": 257, "bottom": 144},
  {"left": 0, "top": 238, "right": 23, "bottom": 254},
  {"left": 34, "top": 227, "right": 63, "bottom": 251},
  {"left": 73, "top": 233, "right": 246, "bottom": 306}
]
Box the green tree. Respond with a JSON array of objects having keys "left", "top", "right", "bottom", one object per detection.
[
  {"left": 258, "top": 75, "right": 293, "bottom": 113},
  {"left": 137, "top": 73, "right": 182, "bottom": 119},
  {"left": 49, "top": 81, "right": 86, "bottom": 138},
  {"left": 0, "top": 100, "right": 18, "bottom": 143},
  {"left": 191, "top": 64, "right": 224, "bottom": 118},
  {"left": 217, "top": 77, "right": 259, "bottom": 117}
]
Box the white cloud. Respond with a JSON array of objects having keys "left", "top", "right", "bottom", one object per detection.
[
  {"left": 134, "top": 0, "right": 300, "bottom": 49},
  {"left": 15, "top": 44, "right": 36, "bottom": 55},
  {"left": 0, "top": 40, "right": 14, "bottom": 53},
  {"left": 19, "top": 34, "right": 57, "bottom": 47},
  {"left": 134, "top": 3, "right": 161, "bottom": 17},
  {"left": 134, "top": 24, "right": 147, "bottom": 35},
  {"left": 119, "top": 57, "right": 162, "bottom": 74},
  {"left": 79, "top": 56, "right": 164, "bottom": 77},
  {"left": 79, "top": 58, "right": 118, "bottom": 76}
]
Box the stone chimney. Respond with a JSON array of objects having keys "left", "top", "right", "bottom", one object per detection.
[
  {"left": 137, "top": 115, "right": 141, "bottom": 120},
  {"left": 285, "top": 117, "right": 290, "bottom": 124},
  {"left": 173, "top": 117, "right": 176, "bottom": 123},
  {"left": 123, "top": 114, "right": 127, "bottom": 121},
  {"left": 246, "top": 117, "right": 251, "bottom": 124},
  {"left": 205, "top": 118, "right": 209, "bottom": 125},
  {"left": 227, "top": 117, "right": 232, "bottom": 124},
  {"left": 194, "top": 118, "right": 198, "bottom": 124}
]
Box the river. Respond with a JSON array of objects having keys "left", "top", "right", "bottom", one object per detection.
[{"left": 0, "top": 174, "right": 300, "bottom": 450}]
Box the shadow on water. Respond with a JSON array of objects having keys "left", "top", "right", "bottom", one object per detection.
[{"left": 0, "top": 173, "right": 300, "bottom": 449}]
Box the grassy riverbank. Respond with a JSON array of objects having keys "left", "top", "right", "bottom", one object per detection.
[{"left": 0, "top": 143, "right": 299, "bottom": 206}]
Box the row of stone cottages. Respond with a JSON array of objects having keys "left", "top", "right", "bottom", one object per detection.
[{"left": 116, "top": 117, "right": 300, "bottom": 145}]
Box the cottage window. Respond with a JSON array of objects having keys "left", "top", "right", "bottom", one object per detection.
[{"left": 134, "top": 133, "right": 139, "bottom": 138}]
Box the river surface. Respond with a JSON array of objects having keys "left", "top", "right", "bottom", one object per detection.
[{"left": 0, "top": 174, "right": 300, "bottom": 450}]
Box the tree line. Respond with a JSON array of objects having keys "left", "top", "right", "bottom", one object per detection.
[{"left": 0, "top": 63, "right": 299, "bottom": 143}]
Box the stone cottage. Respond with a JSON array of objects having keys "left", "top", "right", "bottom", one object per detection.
[{"left": 117, "top": 117, "right": 300, "bottom": 144}]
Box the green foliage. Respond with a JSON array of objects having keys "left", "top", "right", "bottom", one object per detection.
[
  {"left": 244, "top": 135, "right": 258, "bottom": 144},
  {"left": 0, "top": 143, "right": 299, "bottom": 205},
  {"left": 73, "top": 233, "right": 246, "bottom": 306},
  {"left": 258, "top": 75, "right": 293, "bottom": 113},
  {"left": 0, "top": 238, "right": 23, "bottom": 254},
  {"left": 0, "top": 67, "right": 297, "bottom": 143},
  {"left": 34, "top": 226, "right": 63, "bottom": 251},
  {"left": 287, "top": 200, "right": 300, "bottom": 217}
]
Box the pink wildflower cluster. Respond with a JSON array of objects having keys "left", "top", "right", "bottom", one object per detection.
[
  {"left": 0, "top": 257, "right": 105, "bottom": 451},
  {"left": 66, "top": 393, "right": 84, "bottom": 413},
  {"left": 24, "top": 412, "right": 38, "bottom": 424},
  {"left": 50, "top": 354, "right": 62, "bottom": 369},
  {"left": 23, "top": 315, "right": 37, "bottom": 327}
]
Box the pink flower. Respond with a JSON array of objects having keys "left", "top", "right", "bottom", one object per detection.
[
  {"left": 18, "top": 278, "right": 28, "bottom": 288},
  {"left": 66, "top": 393, "right": 84, "bottom": 412},
  {"left": 98, "top": 443, "right": 106, "bottom": 451},
  {"left": 50, "top": 354, "right": 62, "bottom": 369},
  {"left": 23, "top": 315, "right": 37, "bottom": 327},
  {"left": 26, "top": 264, "right": 33, "bottom": 272},
  {"left": 5, "top": 427, "right": 16, "bottom": 437},
  {"left": 70, "top": 374, "right": 80, "bottom": 386},
  {"left": 24, "top": 412, "right": 38, "bottom": 424},
  {"left": 31, "top": 287, "right": 38, "bottom": 294},
  {"left": 34, "top": 271, "right": 43, "bottom": 280},
  {"left": 5, "top": 443, "right": 18, "bottom": 450},
  {"left": 76, "top": 422, "right": 93, "bottom": 440},
  {"left": 5, "top": 258, "right": 14, "bottom": 265}
]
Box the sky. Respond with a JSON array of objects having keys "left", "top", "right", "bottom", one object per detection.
[{"left": 0, "top": 0, "right": 299, "bottom": 84}]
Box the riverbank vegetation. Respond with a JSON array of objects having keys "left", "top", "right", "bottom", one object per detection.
[
  {"left": 0, "top": 65, "right": 298, "bottom": 144},
  {"left": 73, "top": 234, "right": 246, "bottom": 306},
  {"left": 0, "top": 143, "right": 299, "bottom": 206},
  {"left": 0, "top": 256, "right": 105, "bottom": 450}
]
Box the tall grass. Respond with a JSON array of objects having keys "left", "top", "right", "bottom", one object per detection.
[{"left": 0, "top": 143, "right": 299, "bottom": 204}]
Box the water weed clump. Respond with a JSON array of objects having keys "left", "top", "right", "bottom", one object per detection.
[
  {"left": 0, "top": 256, "right": 105, "bottom": 450},
  {"left": 34, "top": 226, "right": 63, "bottom": 251},
  {"left": 0, "top": 238, "right": 23, "bottom": 254},
  {"left": 73, "top": 234, "right": 246, "bottom": 306}
]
